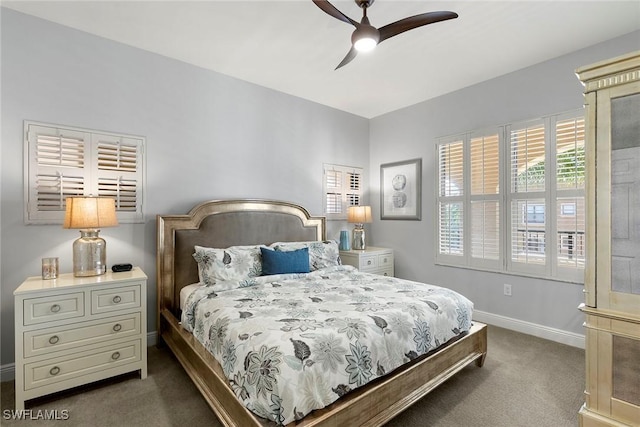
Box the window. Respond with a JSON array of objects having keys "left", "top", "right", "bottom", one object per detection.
[
  {"left": 525, "top": 204, "right": 545, "bottom": 224},
  {"left": 560, "top": 203, "right": 576, "bottom": 216},
  {"left": 436, "top": 110, "right": 585, "bottom": 282},
  {"left": 322, "top": 163, "right": 363, "bottom": 220},
  {"left": 25, "top": 121, "right": 145, "bottom": 224}
]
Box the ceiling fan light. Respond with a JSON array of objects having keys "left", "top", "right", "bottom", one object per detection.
[
  {"left": 352, "top": 25, "right": 380, "bottom": 52},
  {"left": 354, "top": 37, "right": 377, "bottom": 52}
]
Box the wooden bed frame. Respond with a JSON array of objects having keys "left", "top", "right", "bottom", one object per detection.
[{"left": 157, "top": 199, "right": 487, "bottom": 426}]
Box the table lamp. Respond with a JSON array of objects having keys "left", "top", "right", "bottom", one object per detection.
[
  {"left": 347, "top": 205, "right": 372, "bottom": 250},
  {"left": 64, "top": 196, "right": 118, "bottom": 277}
]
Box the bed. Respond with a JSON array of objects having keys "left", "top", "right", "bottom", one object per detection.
[{"left": 157, "top": 199, "right": 487, "bottom": 426}]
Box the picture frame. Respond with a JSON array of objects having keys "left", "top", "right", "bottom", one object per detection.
[{"left": 380, "top": 158, "right": 422, "bottom": 220}]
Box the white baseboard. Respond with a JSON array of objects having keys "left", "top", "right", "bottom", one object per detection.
[
  {"left": 473, "top": 310, "right": 585, "bottom": 349},
  {"left": 1, "top": 331, "right": 159, "bottom": 383},
  {"left": 147, "top": 330, "right": 158, "bottom": 347},
  {"left": 1, "top": 363, "right": 15, "bottom": 383}
]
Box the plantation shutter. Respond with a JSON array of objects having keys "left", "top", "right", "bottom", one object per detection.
[
  {"left": 94, "top": 133, "right": 143, "bottom": 220},
  {"left": 437, "top": 140, "right": 464, "bottom": 259},
  {"left": 25, "top": 121, "right": 145, "bottom": 224},
  {"left": 434, "top": 110, "right": 584, "bottom": 281},
  {"left": 324, "top": 168, "right": 343, "bottom": 215},
  {"left": 508, "top": 121, "right": 547, "bottom": 272},
  {"left": 26, "top": 125, "right": 90, "bottom": 223},
  {"left": 470, "top": 133, "right": 501, "bottom": 266},
  {"left": 323, "top": 164, "right": 363, "bottom": 220},
  {"left": 555, "top": 116, "right": 586, "bottom": 279}
]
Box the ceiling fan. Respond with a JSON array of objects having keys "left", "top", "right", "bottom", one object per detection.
[{"left": 312, "top": 0, "right": 458, "bottom": 69}]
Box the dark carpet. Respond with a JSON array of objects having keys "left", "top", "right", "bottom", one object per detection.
[{"left": 0, "top": 325, "right": 584, "bottom": 426}]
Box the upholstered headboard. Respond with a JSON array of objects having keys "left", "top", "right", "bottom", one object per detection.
[{"left": 156, "top": 199, "right": 325, "bottom": 317}]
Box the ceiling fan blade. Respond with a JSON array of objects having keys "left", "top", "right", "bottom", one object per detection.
[
  {"left": 378, "top": 11, "right": 458, "bottom": 43},
  {"left": 312, "top": 0, "right": 358, "bottom": 27},
  {"left": 335, "top": 47, "right": 358, "bottom": 70}
]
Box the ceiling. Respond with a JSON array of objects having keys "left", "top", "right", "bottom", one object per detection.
[{"left": 3, "top": 1, "right": 640, "bottom": 118}]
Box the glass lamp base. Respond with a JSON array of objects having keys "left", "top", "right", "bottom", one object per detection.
[
  {"left": 73, "top": 230, "right": 107, "bottom": 277},
  {"left": 353, "top": 227, "right": 366, "bottom": 250}
]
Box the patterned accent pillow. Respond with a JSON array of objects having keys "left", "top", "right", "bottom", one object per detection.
[
  {"left": 269, "top": 240, "right": 340, "bottom": 271},
  {"left": 193, "top": 245, "right": 263, "bottom": 286}
]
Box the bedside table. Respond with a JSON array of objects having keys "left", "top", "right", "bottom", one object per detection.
[
  {"left": 340, "top": 247, "right": 394, "bottom": 276},
  {"left": 14, "top": 267, "right": 147, "bottom": 410}
]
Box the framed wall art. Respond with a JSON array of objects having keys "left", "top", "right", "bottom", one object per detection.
[{"left": 380, "top": 158, "right": 422, "bottom": 220}]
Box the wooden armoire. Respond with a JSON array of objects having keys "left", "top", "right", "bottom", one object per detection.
[{"left": 576, "top": 51, "right": 640, "bottom": 426}]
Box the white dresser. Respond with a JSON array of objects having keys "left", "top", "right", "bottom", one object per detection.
[
  {"left": 339, "top": 247, "right": 394, "bottom": 276},
  {"left": 14, "top": 267, "right": 147, "bottom": 410}
]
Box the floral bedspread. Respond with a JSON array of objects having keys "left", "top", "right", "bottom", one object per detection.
[{"left": 181, "top": 265, "right": 473, "bottom": 425}]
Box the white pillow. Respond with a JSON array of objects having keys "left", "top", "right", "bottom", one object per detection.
[{"left": 193, "top": 245, "right": 263, "bottom": 286}]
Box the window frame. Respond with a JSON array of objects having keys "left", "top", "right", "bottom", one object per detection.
[
  {"left": 435, "top": 109, "right": 585, "bottom": 283},
  {"left": 24, "top": 120, "right": 146, "bottom": 224}
]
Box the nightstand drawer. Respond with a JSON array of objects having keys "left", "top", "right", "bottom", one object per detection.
[
  {"left": 378, "top": 253, "right": 393, "bottom": 269},
  {"left": 360, "top": 255, "right": 378, "bottom": 270},
  {"left": 23, "top": 293, "right": 85, "bottom": 326},
  {"left": 378, "top": 267, "right": 393, "bottom": 277},
  {"left": 91, "top": 284, "right": 141, "bottom": 315},
  {"left": 24, "top": 340, "right": 141, "bottom": 390},
  {"left": 24, "top": 313, "right": 141, "bottom": 358}
]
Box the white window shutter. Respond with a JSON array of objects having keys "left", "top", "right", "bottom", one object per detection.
[
  {"left": 555, "top": 116, "right": 586, "bottom": 280},
  {"left": 93, "top": 134, "right": 144, "bottom": 221},
  {"left": 24, "top": 121, "right": 145, "bottom": 224},
  {"left": 26, "top": 125, "right": 91, "bottom": 223},
  {"left": 437, "top": 141, "right": 465, "bottom": 260},
  {"left": 435, "top": 110, "right": 584, "bottom": 282},
  {"left": 507, "top": 121, "right": 548, "bottom": 274},
  {"left": 323, "top": 164, "right": 363, "bottom": 220},
  {"left": 469, "top": 133, "right": 501, "bottom": 266}
]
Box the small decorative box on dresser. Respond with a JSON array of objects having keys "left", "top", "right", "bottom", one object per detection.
[
  {"left": 14, "top": 267, "right": 147, "bottom": 410},
  {"left": 340, "top": 246, "right": 394, "bottom": 276}
]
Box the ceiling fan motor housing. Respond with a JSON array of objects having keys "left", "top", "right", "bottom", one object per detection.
[{"left": 355, "top": 0, "right": 374, "bottom": 8}]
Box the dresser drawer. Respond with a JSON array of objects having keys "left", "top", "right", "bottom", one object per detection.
[
  {"left": 24, "top": 340, "right": 141, "bottom": 390},
  {"left": 23, "top": 293, "right": 85, "bottom": 326},
  {"left": 24, "top": 313, "right": 141, "bottom": 358},
  {"left": 91, "top": 284, "right": 141, "bottom": 315}
]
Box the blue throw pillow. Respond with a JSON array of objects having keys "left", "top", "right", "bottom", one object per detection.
[{"left": 260, "top": 247, "right": 310, "bottom": 275}]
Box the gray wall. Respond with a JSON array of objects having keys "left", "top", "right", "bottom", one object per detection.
[
  {"left": 368, "top": 31, "right": 640, "bottom": 337},
  {"left": 0, "top": 9, "right": 369, "bottom": 367},
  {"left": 2, "top": 6, "right": 639, "bottom": 368}
]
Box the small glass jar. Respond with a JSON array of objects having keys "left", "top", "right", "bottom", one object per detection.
[{"left": 42, "top": 257, "right": 59, "bottom": 280}]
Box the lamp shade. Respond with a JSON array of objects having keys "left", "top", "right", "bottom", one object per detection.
[
  {"left": 347, "top": 206, "right": 372, "bottom": 224},
  {"left": 64, "top": 197, "right": 118, "bottom": 229}
]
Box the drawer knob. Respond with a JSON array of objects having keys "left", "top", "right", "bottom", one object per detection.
[
  {"left": 50, "top": 304, "right": 61, "bottom": 313},
  {"left": 367, "top": 260, "right": 372, "bottom": 265},
  {"left": 49, "top": 366, "right": 60, "bottom": 376},
  {"left": 383, "top": 272, "right": 388, "bottom": 276},
  {"left": 48, "top": 335, "right": 60, "bottom": 345},
  {"left": 112, "top": 295, "right": 122, "bottom": 304},
  {"left": 111, "top": 351, "right": 121, "bottom": 360},
  {"left": 113, "top": 323, "right": 122, "bottom": 332},
  {"left": 382, "top": 258, "right": 387, "bottom": 263}
]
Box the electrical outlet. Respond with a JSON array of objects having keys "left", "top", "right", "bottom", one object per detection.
[{"left": 504, "top": 283, "right": 512, "bottom": 296}]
